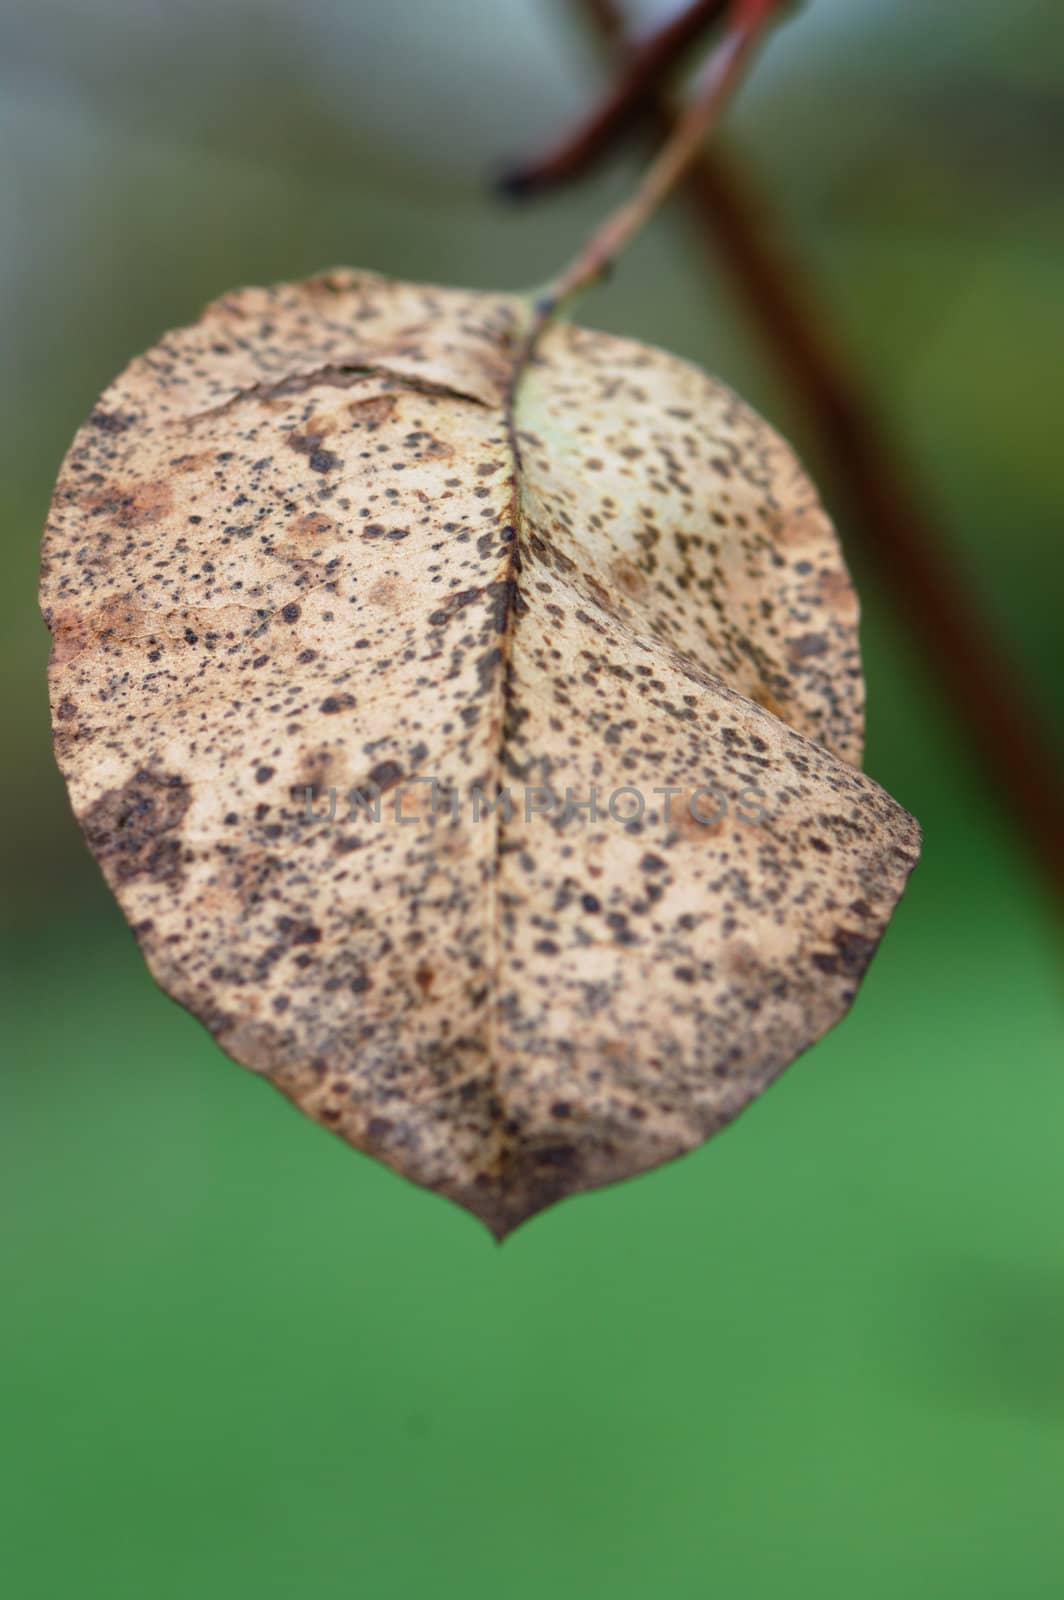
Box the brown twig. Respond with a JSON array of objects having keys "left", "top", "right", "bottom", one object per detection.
[
  {"left": 517, "top": 0, "right": 1064, "bottom": 910},
  {"left": 501, "top": 0, "right": 731, "bottom": 195}
]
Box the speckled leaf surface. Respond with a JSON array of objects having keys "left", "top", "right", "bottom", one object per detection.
[{"left": 41, "top": 269, "right": 919, "bottom": 1237}]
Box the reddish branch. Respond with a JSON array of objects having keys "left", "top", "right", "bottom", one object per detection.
[
  {"left": 502, "top": 0, "right": 731, "bottom": 195},
  {"left": 510, "top": 0, "right": 1064, "bottom": 910},
  {"left": 683, "top": 153, "right": 1064, "bottom": 907}
]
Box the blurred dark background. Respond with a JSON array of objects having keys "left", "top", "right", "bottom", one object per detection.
[{"left": 2, "top": 2, "right": 1062, "bottom": 1596}]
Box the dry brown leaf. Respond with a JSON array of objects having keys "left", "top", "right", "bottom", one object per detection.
[{"left": 41, "top": 269, "right": 919, "bottom": 1238}]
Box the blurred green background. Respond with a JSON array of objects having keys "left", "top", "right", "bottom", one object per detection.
[{"left": 2, "top": 1, "right": 1062, "bottom": 1595}]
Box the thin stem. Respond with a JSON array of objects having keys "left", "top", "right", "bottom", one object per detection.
[{"left": 536, "top": 0, "right": 784, "bottom": 323}]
